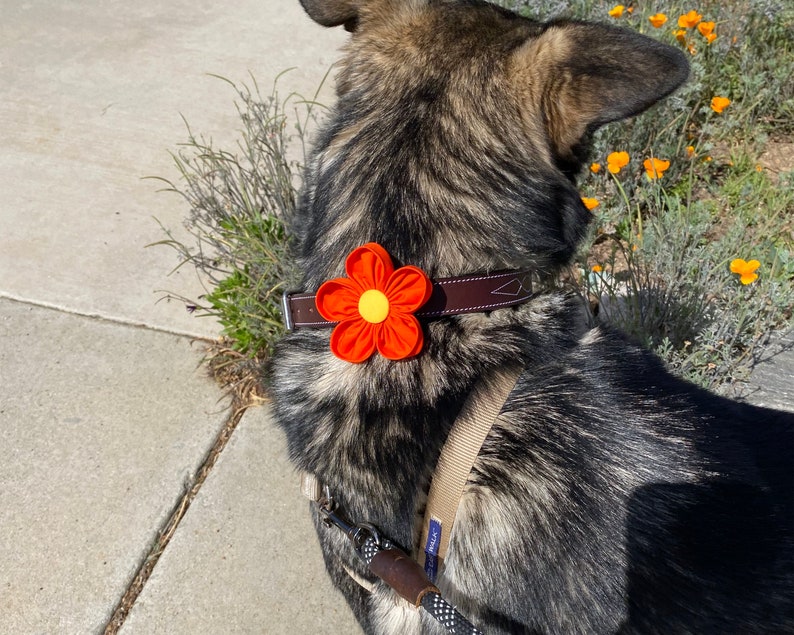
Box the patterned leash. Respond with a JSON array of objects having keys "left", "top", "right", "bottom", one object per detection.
[{"left": 318, "top": 494, "right": 482, "bottom": 634}]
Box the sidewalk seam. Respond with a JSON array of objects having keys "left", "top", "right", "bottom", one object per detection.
[
  {"left": 0, "top": 293, "right": 215, "bottom": 341},
  {"left": 102, "top": 398, "right": 251, "bottom": 634}
]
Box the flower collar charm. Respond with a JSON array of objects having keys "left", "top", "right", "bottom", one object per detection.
[{"left": 315, "top": 243, "right": 432, "bottom": 363}]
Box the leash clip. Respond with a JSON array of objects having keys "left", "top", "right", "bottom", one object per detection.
[{"left": 318, "top": 488, "right": 381, "bottom": 552}]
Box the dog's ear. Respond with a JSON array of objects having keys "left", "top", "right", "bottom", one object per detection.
[
  {"left": 300, "top": 0, "right": 360, "bottom": 31},
  {"left": 511, "top": 22, "right": 689, "bottom": 162}
]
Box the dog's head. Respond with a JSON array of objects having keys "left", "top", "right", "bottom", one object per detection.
[{"left": 298, "top": 0, "right": 688, "bottom": 278}]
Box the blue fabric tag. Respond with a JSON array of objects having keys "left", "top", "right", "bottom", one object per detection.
[{"left": 424, "top": 518, "right": 442, "bottom": 582}]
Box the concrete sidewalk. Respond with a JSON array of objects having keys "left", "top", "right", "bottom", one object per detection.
[
  {"left": 1, "top": 2, "right": 792, "bottom": 635},
  {"left": 1, "top": 1, "right": 358, "bottom": 633}
]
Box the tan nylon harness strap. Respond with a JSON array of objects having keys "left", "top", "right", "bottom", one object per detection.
[{"left": 418, "top": 367, "right": 523, "bottom": 581}]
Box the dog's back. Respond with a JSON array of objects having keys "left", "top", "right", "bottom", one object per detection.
[{"left": 272, "top": 1, "right": 794, "bottom": 632}]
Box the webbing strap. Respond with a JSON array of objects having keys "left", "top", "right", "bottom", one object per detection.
[{"left": 419, "top": 367, "right": 523, "bottom": 581}]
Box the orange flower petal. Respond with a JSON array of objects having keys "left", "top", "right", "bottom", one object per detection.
[
  {"left": 649, "top": 13, "right": 667, "bottom": 27},
  {"left": 344, "top": 243, "right": 394, "bottom": 292},
  {"left": 581, "top": 197, "right": 599, "bottom": 210},
  {"left": 316, "top": 277, "right": 363, "bottom": 321},
  {"left": 608, "top": 5, "right": 625, "bottom": 18},
  {"left": 678, "top": 10, "right": 702, "bottom": 28},
  {"left": 376, "top": 313, "right": 423, "bottom": 360},
  {"left": 384, "top": 265, "right": 432, "bottom": 313},
  {"left": 643, "top": 157, "right": 670, "bottom": 179},
  {"left": 330, "top": 318, "right": 377, "bottom": 363},
  {"left": 731, "top": 257, "right": 760, "bottom": 285},
  {"left": 590, "top": 162, "right": 602, "bottom": 173},
  {"left": 711, "top": 96, "right": 731, "bottom": 113},
  {"left": 697, "top": 21, "right": 715, "bottom": 36},
  {"left": 606, "top": 151, "right": 630, "bottom": 174}
]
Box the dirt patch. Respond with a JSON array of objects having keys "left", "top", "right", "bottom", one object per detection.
[{"left": 759, "top": 139, "right": 794, "bottom": 183}]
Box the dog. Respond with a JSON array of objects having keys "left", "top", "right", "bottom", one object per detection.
[{"left": 270, "top": 1, "right": 794, "bottom": 632}]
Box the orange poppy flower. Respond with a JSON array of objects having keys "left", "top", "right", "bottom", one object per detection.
[
  {"left": 643, "top": 157, "right": 671, "bottom": 179},
  {"left": 711, "top": 96, "right": 731, "bottom": 113},
  {"left": 649, "top": 13, "right": 668, "bottom": 28},
  {"left": 581, "top": 197, "right": 600, "bottom": 210},
  {"left": 590, "top": 162, "right": 602, "bottom": 174},
  {"left": 686, "top": 145, "right": 696, "bottom": 158},
  {"left": 705, "top": 32, "right": 717, "bottom": 44},
  {"left": 674, "top": 29, "right": 687, "bottom": 44},
  {"left": 608, "top": 5, "right": 625, "bottom": 18},
  {"left": 607, "top": 151, "right": 630, "bottom": 174},
  {"left": 730, "top": 258, "right": 760, "bottom": 285},
  {"left": 315, "top": 243, "right": 432, "bottom": 363},
  {"left": 678, "top": 10, "right": 702, "bottom": 28},
  {"left": 697, "top": 21, "right": 715, "bottom": 36}
]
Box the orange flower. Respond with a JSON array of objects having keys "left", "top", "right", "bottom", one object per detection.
[
  {"left": 590, "top": 162, "right": 602, "bottom": 174},
  {"left": 711, "top": 96, "right": 731, "bottom": 113},
  {"left": 678, "top": 10, "right": 702, "bottom": 28},
  {"left": 607, "top": 151, "right": 630, "bottom": 174},
  {"left": 608, "top": 5, "right": 625, "bottom": 18},
  {"left": 591, "top": 264, "right": 603, "bottom": 273},
  {"left": 649, "top": 13, "right": 668, "bottom": 28},
  {"left": 643, "top": 157, "right": 671, "bottom": 179},
  {"left": 697, "top": 21, "right": 715, "bottom": 36},
  {"left": 581, "top": 197, "right": 600, "bottom": 210},
  {"left": 730, "top": 258, "right": 760, "bottom": 285},
  {"left": 627, "top": 6, "right": 634, "bottom": 14},
  {"left": 686, "top": 145, "right": 696, "bottom": 158},
  {"left": 675, "top": 29, "right": 687, "bottom": 44},
  {"left": 704, "top": 32, "right": 717, "bottom": 44},
  {"left": 315, "top": 243, "right": 432, "bottom": 362}
]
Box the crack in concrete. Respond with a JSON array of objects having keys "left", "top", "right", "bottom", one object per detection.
[{"left": 102, "top": 399, "right": 250, "bottom": 634}]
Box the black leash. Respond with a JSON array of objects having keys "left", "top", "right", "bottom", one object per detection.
[{"left": 317, "top": 490, "right": 482, "bottom": 635}]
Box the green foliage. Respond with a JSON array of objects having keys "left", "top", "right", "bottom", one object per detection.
[
  {"left": 150, "top": 73, "right": 325, "bottom": 359},
  {"left": 524, "top": 0, "right": 794, "bottom": 392}
]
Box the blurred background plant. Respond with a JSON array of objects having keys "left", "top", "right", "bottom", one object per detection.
[{"left": 154, "top": 2, "right": 792, "bottom": 396}]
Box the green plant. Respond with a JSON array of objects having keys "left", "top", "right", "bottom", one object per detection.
[
  {"left": 149, "top": 73, "right": 326, "bottom": 363},
  {"left": 562, "top": 0, "right": 794, "bottom": 392}
]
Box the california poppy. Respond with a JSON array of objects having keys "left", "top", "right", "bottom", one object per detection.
[
  {"left": 678, "top": 10, "right": 702, "bottom": 28},
  {"left": 581, "top": 197, "right": 600, "bottom": 210},
  {"left": 643, "top": 157, "right": 671, "bottom": 179},
  {"left": 711, "top": 96, "right": 731, "bottom": 113},
  {"left": 697, "top": 21, "right": 715, "bottom": 36},
  {"left": 315, "top": 243, "right": 432, "bottom": 362},
  {"left": 607, "top": 151, "right": 630, "bottom": 174},
  {"left": 648, "top": 13, "right": 668, "bottom": 28},
  {"left": 608, "top": 5, "right": 625, "bottom": 18},
  {"left": 730, "top": 258, "right": 760, "bottom": 285}
]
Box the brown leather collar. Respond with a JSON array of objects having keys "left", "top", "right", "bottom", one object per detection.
[{"left": 282, "top": 269, "right": 535, "bottom": 331}]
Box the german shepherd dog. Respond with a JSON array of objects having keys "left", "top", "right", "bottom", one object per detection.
[{"left": 271, "top": 0, "right": 794, "bottom": 632}]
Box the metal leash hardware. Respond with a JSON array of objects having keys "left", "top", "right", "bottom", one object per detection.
[{"left": 316, "top": 488, "right": 482, "bottom": 635}]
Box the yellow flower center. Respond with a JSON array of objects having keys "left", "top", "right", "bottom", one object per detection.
[{"left": 358, "top": 289, "right": 390, "bottom": 323}]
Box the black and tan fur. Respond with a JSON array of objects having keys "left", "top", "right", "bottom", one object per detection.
[{"left": 270, "top": 1, "right": 794, "bottom": 632}]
